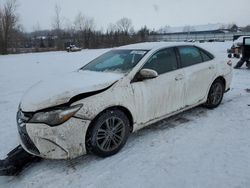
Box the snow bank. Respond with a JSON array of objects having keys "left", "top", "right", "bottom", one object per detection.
[{"left": 0, "top": 44, "right": 250, "bottom": 188}]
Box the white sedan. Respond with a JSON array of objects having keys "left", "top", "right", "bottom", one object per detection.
[{"left": 17, "top": 42, "right": 233, "bottom": 159}]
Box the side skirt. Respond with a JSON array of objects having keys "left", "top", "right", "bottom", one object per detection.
[{"left": 133, "top": 100, "right": 206, "bottom": 132}]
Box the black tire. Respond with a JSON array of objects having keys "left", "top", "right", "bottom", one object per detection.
[
  {"left": 246, "top": 61, "right": 250, "bottom": 69},
  {"left": 204, "top": 79, "right": 225, "bottom": 109},
  {"left": 87, "top": 109, "right": 130, "bottom": 157}
]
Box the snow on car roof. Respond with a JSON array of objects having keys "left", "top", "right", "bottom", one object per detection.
[{"left": 116, "top": 42, "right": 189, "bottom": 50}]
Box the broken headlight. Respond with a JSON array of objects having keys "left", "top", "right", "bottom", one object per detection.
[{"left": 29, "top": 104, "right": 82, "bottom": 126}]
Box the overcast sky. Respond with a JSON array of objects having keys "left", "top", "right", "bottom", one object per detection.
[{"left": 1, "top": 0, "right": 250, "bottom": 31}]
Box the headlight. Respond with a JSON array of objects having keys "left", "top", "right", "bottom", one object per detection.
[{"left": 29, "top": 104, "right": 82, "bottom": 126}]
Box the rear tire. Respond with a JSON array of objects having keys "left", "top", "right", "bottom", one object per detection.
[
  {"left": 87, "top": 109, "right": 130, "bottom": 157},
  {"left": 246, "top": 61, "right": 250, "bottom": 69},
  {"left": 204, "top": 79, "right": 225, "bottom": 109}
]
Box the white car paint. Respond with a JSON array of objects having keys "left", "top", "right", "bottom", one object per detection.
[
  {"left": 21, "top": 71, "right": 123, "bottom": 112},
  {"left": 24, "top": 118, "right": 90, "bottom": 159},
  {"left": 233, "top": 36, "right": 250, "bottom": 47},
  {"left": 18, "top": 42, "right": 233, "bottom": 159},
  {"left": 183, "top": 60, "right": 216, "bottom": 106},
  {"left": 131, "top": 68, "right": 186, "bottom": 125}
]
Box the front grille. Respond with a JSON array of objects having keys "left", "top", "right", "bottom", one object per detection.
[{"left": 17, "top": 109, "right": 40, "bottom": 155}]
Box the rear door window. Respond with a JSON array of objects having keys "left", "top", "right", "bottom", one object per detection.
[
  {"left": 200, "top": 50, "right": 212, "bottom": 62},
  {"left": 178, "top": 46, "right": 203, "bottom": 67}
]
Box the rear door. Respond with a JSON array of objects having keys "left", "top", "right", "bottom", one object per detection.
[{"left": 177, "top": 46, "right": 216, "bottom": 107}]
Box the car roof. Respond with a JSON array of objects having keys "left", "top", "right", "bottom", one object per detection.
[
  {"left": 234, "top": 36, "right": 250, "bottom": 44},
  {"left": 116, "top": 42, "right": 191, "bottom": 51},
  {"left": 234, "top": 36, "right": 250, "bottom": 41}
]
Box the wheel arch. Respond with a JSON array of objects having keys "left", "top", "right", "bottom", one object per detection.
[
  {"left": 203, "top": 75, "right": 226, "bottom": 108},
  {"left": 214, "top": 76, "right": 226, "bottom": 91},
  {"left": 204, "top": 75, "right": 226, "bottom": 103},
  {"left": 85, "top": 105, "right": 134, "bottom": 151}
]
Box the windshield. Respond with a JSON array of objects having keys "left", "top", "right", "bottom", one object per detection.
[{"left": 81, "top": 49, "right": 148, "bottom": 73}]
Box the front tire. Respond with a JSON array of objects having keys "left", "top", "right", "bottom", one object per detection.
[
  {"left": 204, "top": 79, "right": 225, "bottom": 109},
  {"left": 87, "top": 109, "right": 130, "bottom": 157}
]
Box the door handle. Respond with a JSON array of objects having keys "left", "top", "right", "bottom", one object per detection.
[{"left": 175, "top": 74, "right": 184, "bottom": 81}]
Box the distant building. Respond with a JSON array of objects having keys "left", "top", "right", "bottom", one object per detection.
[
  {"left": 150, "top": 24, "right": 245, "bottom": 42},
  {"left": 158, "top": 23, "right": 241, "bottom": 35}
]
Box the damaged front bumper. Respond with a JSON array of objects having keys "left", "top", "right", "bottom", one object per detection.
[{"left": 18, "top": 117, "right": 91, "bottom": 159}]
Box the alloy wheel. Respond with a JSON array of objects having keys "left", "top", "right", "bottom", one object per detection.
[
  {"left": 209, "top": 82, "right": 223, "bottom": 105},
  {"left": 96, "top": 117, "right": 126, "bottom": 152}
]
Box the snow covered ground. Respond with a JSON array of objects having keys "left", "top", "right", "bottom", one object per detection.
[{"left": 0, "top": 42, "right": 250, "bottom": 188}]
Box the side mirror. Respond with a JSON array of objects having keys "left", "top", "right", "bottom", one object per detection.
[{"left": 139, "top": 69, "right": 158, "bottom": 80}]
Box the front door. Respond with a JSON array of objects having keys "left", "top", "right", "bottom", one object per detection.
[{"left": 131, "top": 47, "right": 185, "bottom": 126}]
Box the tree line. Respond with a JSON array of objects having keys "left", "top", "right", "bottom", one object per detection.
[
  {"left": 1, "top": 0, "right": 250, "bottom": 55},
  {"left": 0, "top": 0, "right": 19, "bottom": 54},
  {"left": 0, "top": 1, "right": 151, "bottom": 54}
]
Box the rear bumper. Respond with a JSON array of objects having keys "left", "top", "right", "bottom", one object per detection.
[{"left": 19, "top": 117, "right": 91, "bottom": 159}]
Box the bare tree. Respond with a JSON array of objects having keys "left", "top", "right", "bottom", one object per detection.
[
  {"left": 74, "top": 12, "right": 95, "bottom": 48},
  {"left": 52, "top": 4, "right": 63, "bottom": 50},
  {"left": 138, "top": 26, "right": 150, "bottom": 42},
  {"left": 74, "top": 12, "right": 95, "bottom": 31},
  {"left": 0, "top": 0, "right": 19, "bottom": 54},
  {"left": 52, "top": 4, "right": 61, "bottom": 31},
  {"left": 116, "top": 17, "right": 133, "bottom": 34},
  {"left": 107, "top": 23, "right": 118, "bottom": 33}
]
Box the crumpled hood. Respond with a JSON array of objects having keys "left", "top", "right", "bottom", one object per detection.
[{"left": 21, "top": 70, "right": 123, "bottom": 112}]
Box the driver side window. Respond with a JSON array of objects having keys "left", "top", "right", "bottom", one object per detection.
[{"left": 142, "top": 48, "right": 178, "bottom": 75}]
